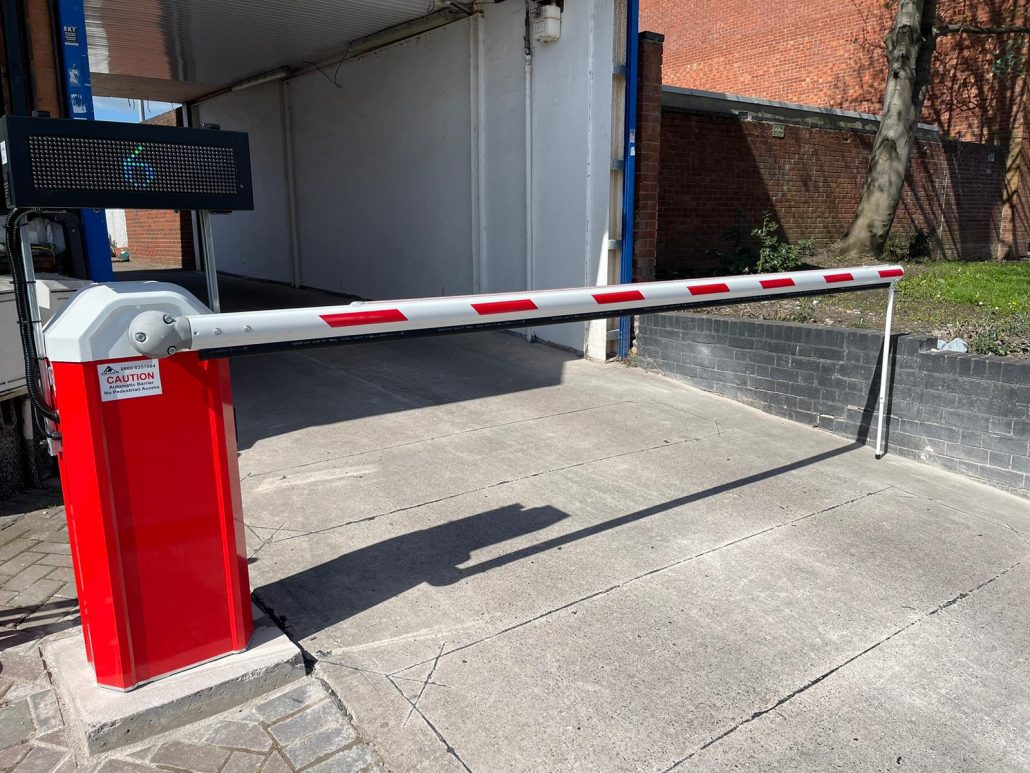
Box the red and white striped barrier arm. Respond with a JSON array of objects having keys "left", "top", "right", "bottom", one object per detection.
[{"left": 130, "top": 264, "right": 904, "bottom": 359}]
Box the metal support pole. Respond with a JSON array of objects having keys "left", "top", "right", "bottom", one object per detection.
[
  {"left": 19, "top": 219, "right": 59, "bottom": 451},
  {"left": 875, "top": 283, "right": 896, "bottom": 459},
  {"left": 617, "top": 0, "right": 641, "bottom": 359},
  {"left": 19, "top": 225, "right": 46, "bottom": 357},
  {"left": 199, "top": 211, "right": 220, "bottom": 313}
]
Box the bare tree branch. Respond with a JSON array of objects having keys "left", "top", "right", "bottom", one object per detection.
[{"left": 934, "top": 23, "right": 1030, "bottom": 37}]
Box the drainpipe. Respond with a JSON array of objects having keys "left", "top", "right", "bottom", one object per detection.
[
  {"left": 280, "top": 80, "right": 302, "bottom": 288},
  {"left": 617, "top": 0, "right": 640, "bottom": 358}
]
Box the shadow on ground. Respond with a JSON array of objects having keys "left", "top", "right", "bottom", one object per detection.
[{"left": 257, "top": 443, "right": 863, "bottom": 640}]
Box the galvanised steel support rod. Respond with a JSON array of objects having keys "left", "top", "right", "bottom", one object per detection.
[
  {"left": 875, "top": 283, "right": 897, "bottom": 459},
  {"left": 130, "top": 265, "right": 905, "bottom": 363}
]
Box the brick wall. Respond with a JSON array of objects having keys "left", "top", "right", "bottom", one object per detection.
[
  {"left": 639, "top": 0, "right": 1028, "bottom": 145},
  {"left": 123, "top": 109, "right": 196, "bottom": 269},
  {"left": 656, "top": 109, "right": 1025, "bottom": 276},
  {"left": 636, "top": 313, "right": 1030, "bottom": 498},
  {"left": 632, "top": 32, "right": 664, "bottom": 283}
]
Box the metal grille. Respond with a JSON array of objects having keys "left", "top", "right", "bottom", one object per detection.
[{"left": 28, "top": 136, "right": 239, "bottom": 195}]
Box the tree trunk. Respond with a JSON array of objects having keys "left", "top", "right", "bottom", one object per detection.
[{"left": 838, "top": 0, "right": 938, "bottom": 258}]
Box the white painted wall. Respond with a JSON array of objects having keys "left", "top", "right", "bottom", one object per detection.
[
  {"left": 198, "top": 81, "right": 293, "bottom": 284},
  {"left": 105, "top": 209, "right": 128, "bottom": 250},
  {"left": 196, "top": 4, "right": 619, "bottom": 357},
  {"left": 480, "top": 1, "right": 528, "bottom": 296},
  {"left": 524, "top": 0, "right": 616, "bottom": 354},
  {"left": 289, "top": 22, "right": 474, "bottom": 300}
]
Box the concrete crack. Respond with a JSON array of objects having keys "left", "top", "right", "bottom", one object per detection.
[
  {"left": 272, "top": 429, "right": 730, "bottom": 544},
  {"left": 660, "top": 557, "right": 1026, "bottom": 771},
  {"left": 385, "top": 672, "right": 474, "bottom": 772},
  {"left": 885, "top": 484, "right": 1030, "bottom": 545},
  {"left": 405, "top": 643, "right": 446, "bottom": 724},
  {"left": 389, "top": 487, "right": 891, "bottom": 677}
]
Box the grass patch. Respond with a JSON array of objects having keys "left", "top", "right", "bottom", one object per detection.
[
  {"left": 689, "top": 259, "right": 1030, "bottom": 358},
  {"left": 898, "top": 261, "right": 1030, "bottom": 315}
]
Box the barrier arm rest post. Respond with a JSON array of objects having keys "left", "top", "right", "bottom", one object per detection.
[{"left": 875, "top": 282, "right": 897, "bottom": 459}]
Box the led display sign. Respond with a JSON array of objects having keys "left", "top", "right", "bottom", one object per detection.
[{"left": 0, "top": 116, "right": 252, "bottom": 211}]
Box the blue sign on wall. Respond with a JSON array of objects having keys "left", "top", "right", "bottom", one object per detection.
[{"left": 54, "top": 0, "right": 113, "bottom": 282}]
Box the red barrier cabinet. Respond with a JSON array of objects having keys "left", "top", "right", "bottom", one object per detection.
[{"left": 44, "top": 283, "right": 252, "bottom": 690}]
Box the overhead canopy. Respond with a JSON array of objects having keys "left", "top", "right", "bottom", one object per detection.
[{"left": 85, "top": 0, "right": 457, "bottom": 102}]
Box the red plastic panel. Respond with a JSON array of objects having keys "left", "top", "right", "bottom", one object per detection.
[{"left": 53, "top": 353, "right": 252, "bottom": 689}]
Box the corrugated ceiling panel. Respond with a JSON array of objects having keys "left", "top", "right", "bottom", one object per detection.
[{"left": 86, "top": 0, "right": 435, "bottom": 87}]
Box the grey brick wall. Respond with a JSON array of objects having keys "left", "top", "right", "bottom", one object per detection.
[{"left": 636, "top": 313, "right": 1030, "bottom": 498}]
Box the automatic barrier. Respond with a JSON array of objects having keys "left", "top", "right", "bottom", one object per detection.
[{"left": 5, "top": 116, "right": 904, "bottom": 690}]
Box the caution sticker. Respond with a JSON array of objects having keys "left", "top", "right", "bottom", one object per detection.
[{"left": 98, "top": 360, "right": 163, "bottom": 402}]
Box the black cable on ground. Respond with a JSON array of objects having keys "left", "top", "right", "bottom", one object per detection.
[{"left": 5, "top": 208, "right": 61, "bottom": 432}]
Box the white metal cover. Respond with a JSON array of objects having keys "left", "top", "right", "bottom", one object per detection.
[{"left": 45, "top": 282, "right": 209, "bottom": 363}]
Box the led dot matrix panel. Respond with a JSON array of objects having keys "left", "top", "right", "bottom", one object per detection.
[{"left": 0, "top": 116, "right": 253, "bottom": 211}]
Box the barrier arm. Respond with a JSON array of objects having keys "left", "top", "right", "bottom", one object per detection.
[{"left": 128, "top": 264, "right": 904, "bottom": 453}]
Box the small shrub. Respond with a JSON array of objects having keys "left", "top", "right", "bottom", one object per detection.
[
  {"left": 753, "top": 213, "right": 805, "bottom": 274},
  {"left": 711, "top": 212, "right": 757, "bottom": 275},
  {"left": 969, "top": 326, "right": 1010, "bottom": 356},
  {"left": 714, "top": 211, "right": 809, "bottom": 275}
]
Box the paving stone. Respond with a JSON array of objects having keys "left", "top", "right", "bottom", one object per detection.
[
  {"left": 0, "top": 556, "right": 44, "bottom": 581},
  {"left": 41, "top": 567, "right": 74, "bottom": 585},
  {"left": 306, "top": 745, "right": 373, "bottom": 773},
  {"left": 34, "top": 555, "right": 72, "bottom": 569},
  {"left": 52, "top": 584, "right": 77, "bottom": 600},
  {"left": 0, "top": 743, "right": 31, "bottom": 770},
  {"left": 33, "top": 730, "right": 67, "bottom": 749},
  {"left": 203, "top": 720, "right": 273, "bottom": 753},
  {"left": 0, "top": 589, "right": 17, "bottom": 606},
  {"left": 96, "top": 759, "right": 156, "bottom": 772},
  {"left": 150, "top": 741, "right": 229, "bottom": 772},
  {"left": 283, "top": 726, "right": 354, "bottom": 769},
  {"left": 125, "top": 746, "right": 155, "bottom": 762},
  {"left": 0, "top": 700, "right": 34, "bottom": 749},
  {"left": 10, "top": 580, "right": 63, "bottom": 609},
  {"left": 29, "top": 691, "right": 63, "bottom": 734},
  {"left": 0, "top": 525, "right": 31, "bottom": 549},
  {"left": 254, "top": 682, "right": 326, "bottom": 724},
  {"left": 221, "top": 751, "right": 265, "bottom": 773},
  {"left": 258, "top": 751, "right": 291, "bottom": 773},
  {"left": 0, "top": 607, "right": 28, "bottom": 627},
  {"left": 11, "top": 745, "right": 67, "bottom": 773},
  {"left": 31, "top": 544, "right": 70, "bottom": 556},
  {"left": 267, "top": 700, "right": 339, "bottom": 746},
  {"left": 0, "top": 647, "right": 46, "bottom": 684},
  {"left": 5, "top": 563, "right": 57, "bottom": 593},
  {"left": 0, "top": 539, "right": 38, "bottom": 563}
]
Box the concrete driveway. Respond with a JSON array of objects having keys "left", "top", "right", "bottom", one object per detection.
[{"left": 227, "top": 329, "right": 1030, "bottom": 773}]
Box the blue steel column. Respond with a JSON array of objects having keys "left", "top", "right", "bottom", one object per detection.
[
  {"left": 617, "top": 0, "right": 640, "bottom": 358},
  {"left": 53, "top": 0, "right": 112, "bottom": 282}
]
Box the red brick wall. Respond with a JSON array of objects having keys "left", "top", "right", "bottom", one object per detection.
[
  {"left": 656, "top": 110, "right": 1018, "bottom": 277},
  {"left": 123, "top": 109, "right": 196, "bottom": 269},
  {"left": 1014, "top": 135, "right": 1030, "bottom": 256},
  {"left": 632, "top": 32, "right": 665, "bottom": 283},
  {"left": 639, "top": 0, "right": 1028, "bottom": 145}
]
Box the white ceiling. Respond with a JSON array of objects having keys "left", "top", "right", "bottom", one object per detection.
[{"left": 86, "top": 0, "right": 438, "bottom": 101}]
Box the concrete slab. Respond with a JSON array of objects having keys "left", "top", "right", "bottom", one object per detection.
[
  {"left": 221, "top": 329, "right": 1030, "bottom": 772},
  {"left": 44, "top": 607, "right": 305, "bottom": 756}
]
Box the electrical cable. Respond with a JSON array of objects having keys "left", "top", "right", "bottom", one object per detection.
[{"left": 5, "top": 208, "right": 61, "bottom": 433}]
